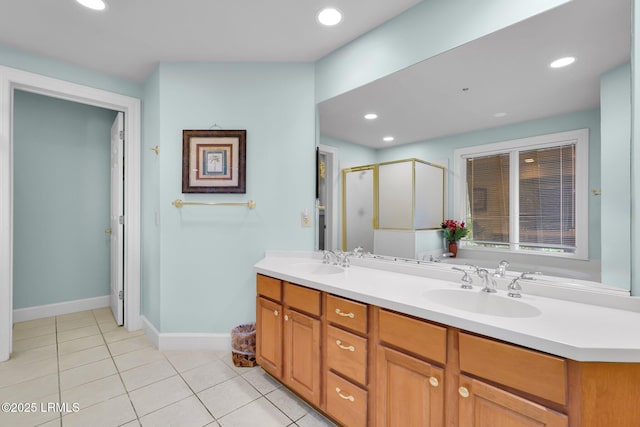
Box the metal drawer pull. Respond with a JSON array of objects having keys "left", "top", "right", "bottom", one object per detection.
[
  {"left": 429, "top": 376, "right": 439, "bottom": 387},
  {"left": 335, "top": 387, "right": 355, "bottom": 402},
  {"left": 335, "top": 308, "right": 355, "bottom": 318},
  {"left": 273, "top": 310, "right": 279, "bottom": 316},
  {"left": 458, "top": 386, "right": 470, "bottom": 398},
  {"left": 335, "top": 340, "right": 355, "bottom": 352},
  {"left": 284, "top": 314, "right": 289, "bottom": 321}
]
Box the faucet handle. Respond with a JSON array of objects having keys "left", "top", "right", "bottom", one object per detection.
[
  {"left": 519, "top": 271, "right": 542, "bottom": 280},
  {"left": 352, "top": 246, "right": 364, "bottom": 258},
  {"left": 452, "top": 267, "right": 473, "bottom": 289},
  {"left": 507, "top": 277, "right": 523, "bottom": 298}
]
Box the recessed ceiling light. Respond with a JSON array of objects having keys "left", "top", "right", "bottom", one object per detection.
[
  {"left": 493, "top": 112, "right": 507, "bottom": 118},
  {"left": 76, "top": 0, "right": 106, "bottom": 10},
  {"left": 383, "top": 136, "right": 394, "bottom": 142},
  {"left": 317, "top": 8, "right": 342, "bottom": 26},
  {"left": 550, "top": 56, "right": 575, "bottom": 68},
  {"left": 364, "top": 113, "right": 378, "bottom": 120}
]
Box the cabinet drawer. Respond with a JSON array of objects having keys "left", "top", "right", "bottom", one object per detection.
[
  {"left": 327, "top": 325, "right": 367, "bottom": 385},
  {"left": 459, "top": 332, "right": 567, "bottom": 405},
  {"left": 378, "top": 309, "right": 447, "bottom": 364},
  {"left": 256, "top": 275, "right": 281, "bottom": 301},
  {"left": 326, "top": 371, "right": 367, "bottom": 427},
  {"left": 284, "top": 282, "right": 321, "bottom": 316},
  {"left": 326, "top": 294, "right": 367, "bottom": 335}
]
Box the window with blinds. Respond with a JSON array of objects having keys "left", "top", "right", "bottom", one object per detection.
[{"left": 456, "top": 129, "right": 587, "bottom": 258}]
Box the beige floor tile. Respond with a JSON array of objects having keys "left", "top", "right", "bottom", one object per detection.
[
  {"left": 0, "top": 372, "right": 59, "bottom": 402},
  {"left": 120, "top": 420, "right": 141, "bottom": 427},
  {"left": 113, "top": 347, "right": 166, "bottom": 372},
  {"left": 198, "top": 376, "right": 261, "bottom": 419},
  {"left": 58, "top": 335, "right": 105, "bottom": 356},
  {"left": 265, "top": 388, "right": 310, "bottom": 422},
  {"left": 13, "top": 317, "right": 56, "bottom": 331},
  {"left": 58, "top": 345, "right": 110, "bottom": 371},
  {"left": 107, "top": 335, "right": 152, "bottom": 356},
  {"left": 59, "top": 358, "right": 117, "bottom": 391},
  {"left": 0, "top": 356, "right": 58, "bottom": 388},
  {"left": 217, "top": 397, "right": 291, "bottom": 427},
  {"left": 241, "top": 367, "right": 281, "bottom": 395},
  {"left": 98, "top": 320, "right": 119, "bottom": 334},
  {"left": 128, "top": 375, "right": 193, "bottom": 417},
  {"left": 181, "top": 359, "right": 238, "bottom": 393},
  {"left": 56, "top": 310, "right": 94, "bottom": 322},
  {"left": 139, "top": 395, "right": 214, "bottom": 427},
  {"left": 61, "top": 374, "right": 126, "bottom": 410},
  {"left": 102, "top": 327, "right": 144, "bottom": 343},
  {"left": 0, "top": 344, "right": 57, "bottom": 370},
  {"left": 163, "top": 350, "right": 224, "bottom": 373},
  {"left": 12, "top": 333, "right": 57, "bottom": 352},
  {"left": 56, "top": 316, "right": 98, "bottom": 332},
  {"left": 38, "top": 418, "right": 63, "bottom": 427},
  {"left": 0, "top": 402, "right": 60, "bottom": 427},
  {"left": 120, "top": 359, "right": 177, "bottom": 391},
  {"left": 296, "top": 410, "right": 337, "bottom": 427},
  {"left": 61, "top": 394, "right": 137, "bottom": 427},
  {"left": 12, "top": 323, "right": 56, "bottom": 341},
  {"left": 56, "top": 325, "right": 101, "bottom": 343}
]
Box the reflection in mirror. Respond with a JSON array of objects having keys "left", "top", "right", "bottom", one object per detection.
[
  {"left": 342, "top": 166, "right": 375, "bottom": 253},
  {"left": 316, "top": 0, "right": 631, "bottom": 282}
]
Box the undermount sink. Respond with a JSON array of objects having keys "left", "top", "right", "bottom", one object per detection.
[
  {"left": 289, "top": 262, "right": 344, "bottom": 275},
  {"left": 425, "top": 288, "right": 541, "bottom": 318}
]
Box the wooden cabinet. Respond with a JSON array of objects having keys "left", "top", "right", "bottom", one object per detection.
[
  {"left": 375, "top": 308, "right": 445, "bottom": 427},
  {"left": 283, "top": 308, "right": 321, "bottom": 406},
  {"left": 324, "top": 294, "right": 370, "bottom": 427},
  {"left": 256, "top": 274, "right": 640, "bottom": 427},
  {"left": 458, "top": 375, "right": 568, "bottom": 427},
  {"left": 256, "top": 275, "right": 321, "bottom": 406},
  {"left": 256, "top": 296, "right": 282, "bottom": 378},
  {"left": 376, "top": 345, "right": 445, "bottom": 427}
]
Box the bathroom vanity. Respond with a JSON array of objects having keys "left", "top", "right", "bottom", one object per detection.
[{"left": 254, "top": 252, "right": 640, "bottom": 427}]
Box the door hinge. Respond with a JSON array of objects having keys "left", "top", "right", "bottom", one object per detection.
[
  {"left": 119, "top": 130, "right": 124, "bottom": 140},
  {"left": 119, "top": 215, "right": 125, "bottom": 225},
  {"left": 119, "top": 290, "right": 124, "bottom": 300}
]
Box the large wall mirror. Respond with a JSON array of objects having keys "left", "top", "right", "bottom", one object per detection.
[{"left": 316, "top": 0, "right": 631, "bottom": 282}]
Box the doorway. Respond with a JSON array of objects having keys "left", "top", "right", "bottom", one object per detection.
[{"left": 0, "top": 66, "right": 141, "bottom": 362}]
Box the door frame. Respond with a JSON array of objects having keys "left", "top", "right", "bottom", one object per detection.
[{"left": 0, "top": 66, "right": 142, "bottom": 361}]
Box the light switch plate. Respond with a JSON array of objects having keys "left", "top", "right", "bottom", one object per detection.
[{"left": 301, "top": 212, "right": 312, "bottom": 227}]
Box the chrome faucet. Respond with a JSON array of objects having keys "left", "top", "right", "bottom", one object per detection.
[
  {"left": 477, "top": 268, "right": 497, "bottom": 293},
  {"left": 323, "top": 250, "right": 340, "bottom": 265},
  {"left": 452, "top": 267, "right": 473, "bottom": 289},
  {"left": 507, "top": 271, "right": 541, "bottom": 298},
  {"left": 494, "top": 260, "right": 510, "bottom": 278}
]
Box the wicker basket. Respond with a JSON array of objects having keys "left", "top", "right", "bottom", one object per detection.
[{"left": 231, "top": 323, "right": 257, "bottom": 367}]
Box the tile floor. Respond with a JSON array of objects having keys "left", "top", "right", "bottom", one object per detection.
[{"left": 0, "top": 308, "right": 337, "bottom": 427}]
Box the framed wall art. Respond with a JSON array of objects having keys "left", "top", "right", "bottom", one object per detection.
[{"left": 182, "top": 129, "right": 246, "bottom": 193}]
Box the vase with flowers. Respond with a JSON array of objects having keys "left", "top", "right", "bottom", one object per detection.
[{"left": 441, "top": 219, "right": 469, "bottom": 258}]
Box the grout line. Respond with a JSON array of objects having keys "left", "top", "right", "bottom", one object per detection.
[{"left": 54, "top": 316, "right": 63, "bottom": 427}]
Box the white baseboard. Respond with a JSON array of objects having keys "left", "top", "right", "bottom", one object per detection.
[
  {"left": 13, "top": 295, "right": 110, "bottom": 323},
  {"left": 140, "top": 315, "right": 231, "bottom": 351}
]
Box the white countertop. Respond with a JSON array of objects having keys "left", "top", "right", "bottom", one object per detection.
[{"left": 254, "top": 251, "right": 640, "bottom": 362}]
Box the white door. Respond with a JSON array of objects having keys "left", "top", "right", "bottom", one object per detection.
[{"left": 110, "top": 112, "right": 124, "bottom": 326}]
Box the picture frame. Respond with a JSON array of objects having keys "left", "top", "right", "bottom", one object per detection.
[{"left": 182, "top": 129, "right": 246, "bottom": 193}]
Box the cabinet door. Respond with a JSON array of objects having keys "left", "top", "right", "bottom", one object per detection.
[
  {"left": 458, "top": 375, "right": 568, "bottom": 427},
  {"left": 376, "top": 345, "right": 444, "bottom": 427},
  {"left": 284, "top": 308, "right": 321, "bottom": 406},
  {"left": 256, "top": 297, "right": 283, "bottom": 378}
]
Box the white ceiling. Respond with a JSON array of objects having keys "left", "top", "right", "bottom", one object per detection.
[
  {"left": 0, "top": 0, "right": 421, "bottom": 82},
  {"left": 319, "top": 0, "right": 631, "bottom": 148}
]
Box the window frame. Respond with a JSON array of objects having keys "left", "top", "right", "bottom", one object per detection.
[{"left": 453, "top": 129, "right": 589, "bottom": 260}]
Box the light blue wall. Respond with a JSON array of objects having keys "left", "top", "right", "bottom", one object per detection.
[
  {"left": 632, "top": 0, "right": 640, "bottom": 296},
  {"left": 13, "top": 90, "right": 117, "bottom": 308},
  {"left": 0, "top": 44, "right": 142, "bottom": 98},
  {"left": 315, "top": 0, "right": 571, "bottom": 102},
  {"left": 145, "top": 62, "right": 315, "bottom": 333},
  {"left": 601, "top": 63, "right": 632, "bottom": 289},
  {"left": 141, "top": 68, "right": 162, "bottom": 328}
]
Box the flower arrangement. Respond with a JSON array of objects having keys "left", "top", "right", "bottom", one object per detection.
[{"left": 441, "top": 219, "right": 469, "bottom": 242}]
